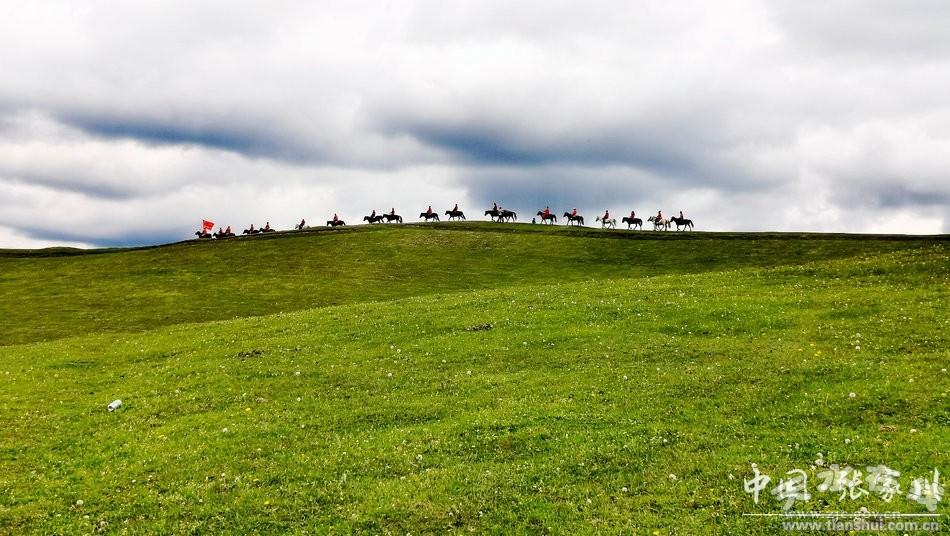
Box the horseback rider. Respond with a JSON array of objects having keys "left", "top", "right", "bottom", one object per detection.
[
  {"left": 493, "top": 202, "right": 498, "bottom": 211},
  {"left": 657, "top": 210, "right": 663, "bottom": 220},
  {"left": 602, "top": 209, "right": 610, "bottom": 221},
  {"left": 370, "top": 209, "right": 376, "bottom": 219},
  {"left": 264, "top": 221, "right": 271, "bottom": 230},
  {"left": 630, "top": 210, "right": 635, "bottom": 219},
  {"left": 390, "top": 208, "right": 396, "bottom": 216},
  {"left": 543, "top": 206, "right": 551, "bottom": 217},
  {"left": 333, "top": 213, "right": 339, "bottom": 223},
  {"left": 572, "top": 208, "right": 577, "bottom": 218},
  {"left": 298, "top": 219, "right": 306, "bottom": 229},
  {"left": 679, "top": 210, "right": 684, "bottom": 219},
  {"left": 453, "top": 203, "right": 459, "bottom": 212},
  {"left": 225, "top": 225, "right": 232, "bottom": 234},
  {"left": 426, "top": 205, "right": 433, "bottom": 215}
]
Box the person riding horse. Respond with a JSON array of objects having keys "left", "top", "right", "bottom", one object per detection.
[
  {"left": 225, "top": 225, "right": 232, "bottom": 234},
  {"left": 296, "top": 219, "right": 306, "bottom": 230},
  {"left": 426, "top": 205, "right": 433, "bottom": 215},
  {"left": 544, "top": 206, "right": 551, "bottom": 218},
  {"left": 390, "top": 208, "right": 396, "bottom": 216},
  {"left": 602, "top": 209, "right": 610, "bottom": 221},
  {"left": 333, "top": 213, "right": 339, "bottom": 223}
]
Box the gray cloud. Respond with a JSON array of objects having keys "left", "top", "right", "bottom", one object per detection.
[{"left": 0, "top": 0, "right": 948, "bottom": 247}]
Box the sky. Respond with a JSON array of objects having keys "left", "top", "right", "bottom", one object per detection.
[{"left": 2, "top": 0, "right": 949, "bottom": 248}]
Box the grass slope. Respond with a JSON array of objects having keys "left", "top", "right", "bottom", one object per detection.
[
  {"left": 0, "top": 223, "right": 940, "bottom": 345},
  {"left": 0, "top": 239, "right": 947, "bottom": 534}
]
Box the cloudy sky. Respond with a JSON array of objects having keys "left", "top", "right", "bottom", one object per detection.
[{"left": 2, "top": 1, "right": 949, "bottom": 248}]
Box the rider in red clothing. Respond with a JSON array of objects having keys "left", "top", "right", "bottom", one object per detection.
[
  {"left": 571, "top": 208, "right": 577, "bottom": 217},
  {"left": 225, "top": 225, "right": 232, "bottom": 234},
  {"left": 543, "top": 206, "right": 551, "bottom": 217},
  {"left": 426, "top": 205, "right": 433, "bottom": 215},
  {"left": 333, "top": 213, "right": 339, "bottom": 223},
  {"left": 657, "top": 210, "right": 663, "bottom": 220}
]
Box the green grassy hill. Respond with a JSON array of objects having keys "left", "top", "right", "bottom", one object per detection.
[
  {"left": 0, "top": 223, "right": 940, "bottom": 346},
  {"left": 0, "top": 225, "right": 948, "bottom": 534}
]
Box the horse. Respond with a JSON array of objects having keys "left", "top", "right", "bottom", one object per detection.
[
  {"left": 647, "top": 216, "right": 670, "bottom": 231},
  {"left": 194, "top": 231, "right": 213, "bottom": 239},
  {"left": 535, "top": 211, "right": 557, "bottom": 224},
  {"left": 419, "top": 212, "right": 440, "bottom": 222},
  {"left": 260, "top": 227, "right": 277, "bottom": 233},
  {"left": 242, "top": 227, "right": 261, "bottom": 235},
  {"left": 445, "top": 210, "right": 466, "bottom": 221},
  {"left": 562, "top": 212, "right": 585, "bottom": 226},
  {"left": 363, "top": 214, "right": 385, "bottom": 224},
  {"left": 382, "top": 213, "right": 403, "bottom": 223},
  {"left": 595, "top": 216, "right": 617, "bottom": 229},
  {"left": 486, "top": 208, "right": 517, "bottom": 222},
  {"left": 294, "top": 222, "right": 307, "bottom": 230},
  {"left": 326, "top": 220, "right": 346, "bottom": 227},
  {"left": 622, "top": 216, "right": 643, "bottom": 230},
  {"left": 498, "top": 209, "right": 517, "bottom": 222},
  {"left": 213, "top": 231, "right": 235, "bottom": 239},
  {"left": 670, "top": 216, "right": 694, "bottom": 231}
]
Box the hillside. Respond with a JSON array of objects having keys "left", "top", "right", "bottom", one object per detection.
[
  {"left": 0, "top": 223, "right": 941, "bottom": 345},
  {"left": 0, "top": 227, "right": 947, "bottom": 534}
]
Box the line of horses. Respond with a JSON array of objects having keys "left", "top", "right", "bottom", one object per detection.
[{"left": 194, "top": 207, "right": 694, "bottom": 239}]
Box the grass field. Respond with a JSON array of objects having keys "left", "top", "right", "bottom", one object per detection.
[{"left": 0, "top": 224, "right": 947, "bottom": 534}]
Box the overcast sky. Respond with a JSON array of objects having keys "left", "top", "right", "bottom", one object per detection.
[{"left": 2, "top": 1, "right": 949, "bottom": 248}]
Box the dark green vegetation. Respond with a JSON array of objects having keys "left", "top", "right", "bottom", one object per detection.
[
  {"left": 0, "top": 223, "right": 940, "bottom": 346},
  {"left": 0, "top": 224, "right": 947, "bottom": 534}
]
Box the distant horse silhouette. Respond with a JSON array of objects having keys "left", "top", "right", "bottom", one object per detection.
[
  {"left": 363, "top": 214, "right": 385, "bottom": 224},
  {"left": 647, "top": 216, "right": 670, "bottom": 231},
  {"left": 622, "top": 216, "right": 643, "bottom": 230},
  {"left": 419, "top": 212, "right": 440, "bottom": 222},
  {"left": 536, "top": 211, "right": 557, "bottom": 224},
  {"left": 326, "top": 220, "right": 346, "bottom": 227},
  {"left": 563, "top": 212, "right": 585, "bottom": 226},
  {"left": 260, "top": 227, "right": 277, "bottom": 233},
  {"left": 214, "top": 231, "right": 235, "bottom": 239},
  {"left": 595, "top": 216, "right": 617, "bottom": 229},
  {"left": 445, "top": 210, "right": 466, "bottom": 221},
  {"left": 242, "top": 227, "right": 261, "bottom": 235},
  {"left": 194, "top": 231, "right": 213, "bottom": 239},
  {"left": 485, "top": 208, "right": 517, "bottom": 222},
  {"left": 382, "top": 213, "right": 403, "bottom": 223},
  {"left": 670, "top": 216, "right": 694, "bottom": 231}
]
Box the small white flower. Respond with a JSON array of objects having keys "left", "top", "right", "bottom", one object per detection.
[
  {"left": 621, "top": 486, "right": 628, "bottom": 493},
  {"left": 75, "top": 499, "right": 84, "bottom": 507},
  {"left": 844, "top": 438, "right": 851, "bottom": 444},
  {"left": 294, "top": 371, "right": 301, "bottom": 376},
  {"left": 296, "top": 397, "right": 301, "bottom": 402},
  {"left": 668, "top": 474, "right": 677, "bottom": 481},
  {"left": 416, "top": 454, "right": 423, "bottom": 461},
  {"left": 222, "top": 427, "right": 229, "bottom": 433},
  {"left": 910, "top": 428, "right": 918, "bottom": 433},
  {"left": 849, "top": 392, "right": 856, "bottom": 398},
  {"left": 623, "top": 375, "right": 628, "bottom": 381},
  {"left": 467, "top": 370, "right": 472, "bottom": 375}
]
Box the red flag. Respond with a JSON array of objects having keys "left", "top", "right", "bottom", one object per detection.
[{"left": 202, "top": 219, "right": 214, "bottom": 232}]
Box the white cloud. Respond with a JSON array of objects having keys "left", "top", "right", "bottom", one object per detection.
[{"left": 0, "top": 0, "right": 947, "bottom": 247}]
